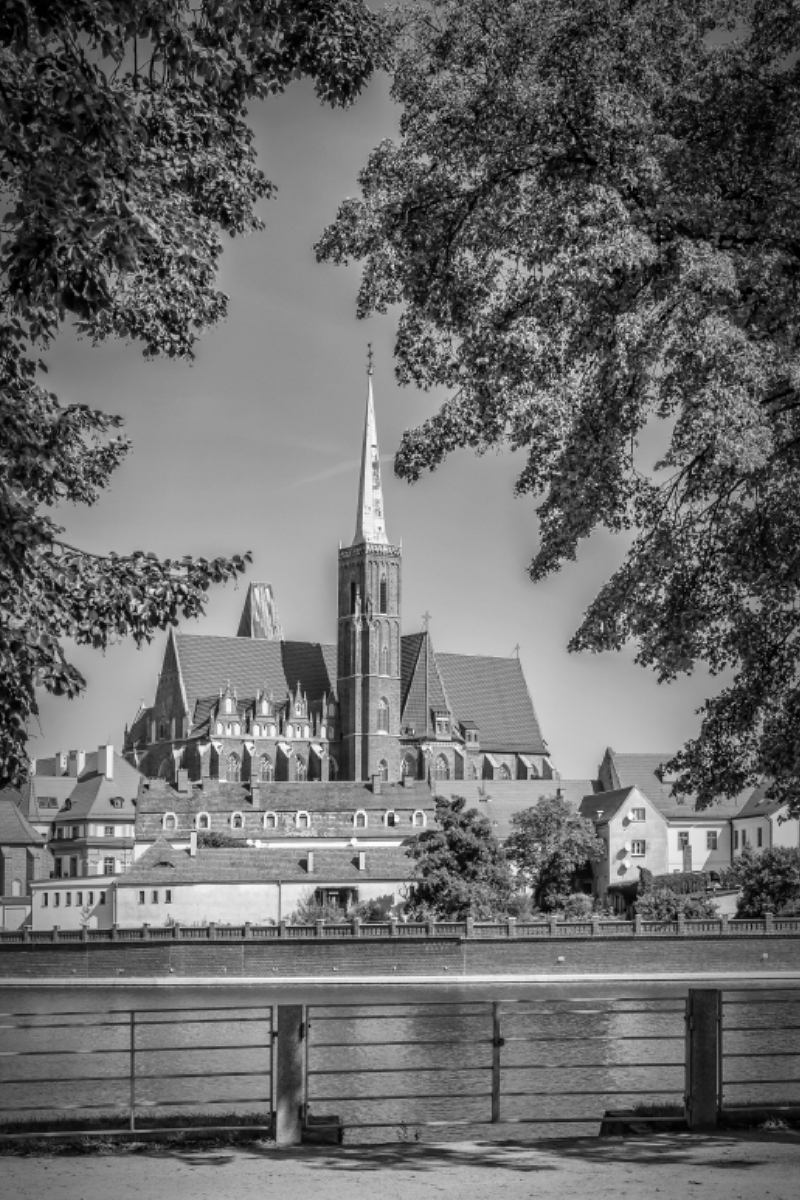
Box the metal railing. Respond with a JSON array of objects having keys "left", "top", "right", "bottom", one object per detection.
[
  {"left": 2, "top": 915, "right": 799, "bottom": 943},
  {"left": 720, "top": 989, "right": 800, "bottom": 1116},
  {"left": 0, "top": 1004, "right": 274, "bottom": 1136}
]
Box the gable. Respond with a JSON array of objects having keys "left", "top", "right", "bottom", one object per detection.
[
  {"left": 436, "top": 653, "right": 547, "bottom": 753},
  {"left": 400, "top": 633, "right": 450, "bottom": 735}
]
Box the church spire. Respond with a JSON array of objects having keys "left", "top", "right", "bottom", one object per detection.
[{"left": 353, "top": 346, "right": 388, "bottom": 546}]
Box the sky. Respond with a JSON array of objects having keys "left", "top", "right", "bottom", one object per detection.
[{"left": 33, "top": 67, "right": 725, "bottom": 781}]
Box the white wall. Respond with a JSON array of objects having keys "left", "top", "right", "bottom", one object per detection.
[
  {"left": 666, "top": 823, "right": 732, "bottom": 873},
  {"left": 116, "top": 881, "right": 280, "bottom": 927},
  {"left": 32, "top": 883, "right": 114, "bottom": 930}
]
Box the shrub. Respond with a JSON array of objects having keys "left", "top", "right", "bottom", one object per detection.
[
  {"left": 198, "top": 831, "right": 243, "bottom": 848},
  {"left": 287, "top": 895, "right": 349, "bottom": 925},
  {"left": 649, "top": 871, "right": 709, "bottom": 895},
  {"left": 349, "top": 898, "right": 387, "bottom": 922},
  {"left": 635, "top": 888, "right": 718, "bottom": 921},
  {"left": 550, "top": 892, "right": 594, "bottom": 919},
  {"left": 735, "top": 847, "right": 800, "bottom": 917}
]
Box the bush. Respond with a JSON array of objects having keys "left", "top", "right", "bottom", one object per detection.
[
  {"left": 349, "top": 898, "right": 388, "bottom": 922},
  {"left": 649, "top": 871, "right": 709, "bottom": 895},
  {"left": 198, "top": 831, "right": 243, "bottom": 848},
  {"left": 550, "top": 892, "right": 594, "bottom": 919},
  {"left": 735, "top": 847, "right": 800, "bottom": 917},
  {"left": 287, "top": 895, "right": 349, "bottom": 925},
  {"left": 635, "top": 888, "right": 719, "bottom": 921}
]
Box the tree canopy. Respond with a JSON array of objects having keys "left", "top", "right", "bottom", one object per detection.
[
  {"left": 505, "top": 795, "right": 604, "bottom": 911},
  {"left": 0, "top": 0, "right": 382, "bottom": 787},
  {"left": 317, "top": 0, "right": 800, "bottom": 813},
  {"left": 404, "top": 795, "right": 519, "bottom": 918},
  {"left": 733, "top": 846, "right": 800, "bottom": 916}
]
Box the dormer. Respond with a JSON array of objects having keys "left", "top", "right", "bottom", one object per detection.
[
  {"left": 219, "top": 680, "right": 237, "bottom": 717},
  {"left": 256, "top": 686, "right": 275, "bottom": 718},
  {"left": 460, "top": 720, "right": 480, "bottom": 748},
  {"left": 432, "top": 708, "right": 451, "bottom": 740}
]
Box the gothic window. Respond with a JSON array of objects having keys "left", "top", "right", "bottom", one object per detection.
[
  {"left": 227, "top": 752, "right": 241, "bottom": 782},
  {"left": 159, "top": 720, "right": 168, "bottom": 740},
  {"left": 402, "top": 754, "right": 417, "bottom": 780},
  {"left": 379, "top": 574, "right": 388, "bottom": 614},
  {"left": 320, "top": 725, "right": 327, "bottom": 739},
  {"left": 216, "top": 722, "right": 224, "bottom": 736},
  {"left": 11, "top": 879, "right": 22, "bottom": 897},
  {"left": 350, "top": 579, "right": 358, "bottom": 614},
  {"left": 263, "top": 812, "right": 277, "bottom": 829},
  {"left": 434, "top": 755, "right": 450, "bottom": 781},
  {"left": 296, "top": 756, "right": 307, "bottom": 782},
  {"left": 499, "top": 764, "right": 512, "bottom": 780},
  {"left": 232, "top": 723, "right": 241, "bottom": 737},
  {"left": 269, "top": 724, "right": 276, "bottom": 737},
  {"left": 378, "top": 759, "right": 389, "bottom": 783},
  {"left": 329, "top": 757, "right": 338, "bottom": 781},
  {"left": 350, "top": 628, "right": 357, "bottom": 674},
  {"left": 225, "top": 698, "right": 233, "bottom": 714},
  {"left": 354, "top": 810, "right": 368, "bottom": 829},
  {"left": 259, "top": 755, "right": 273, "bottom": 782},
  {"left": 377, "top": 697, "right": 389, "bottom": 733},
  {"left": 287, "top": 724, "right": 294, "bottom": 738},
  {"left": 231, "top": 812, "right": 244, "bottom": 829},
  {"left": 381, "top": 642, "right": 389, "bottom": 676},
  {"left": 303, "top": 725, "right": 310, "bottom": 739},
  {"left": 253, "top": 724, "right": 260, "bottom": 738},
  {"left": 295, "top": 703, "right": 302, "bottom": 716},
  {"left": 196, "top": 812, "right": 210, "bottom": 830}
]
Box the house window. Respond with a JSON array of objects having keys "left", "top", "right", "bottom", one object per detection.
[
  {"left": 434, "top": 755, "right": 449, "bottom": 781},
  {"left": 354, "top": 811, "right": 368, "bottom": 829},
  {"left": 630, "top": 841, "right": 646, "bottom": 856},
  {"left": 741, "top": 829, "right": 747, "bottom": 847},
  {"left": 264, "top": 812, "right": 277, "bottom": 829},
  {"left": 296, "top": 756, "right": 307, "bottom": 781},
  {"left": 465, "top": 729, "right": 478, "bottom": 744},
  {"left": 707, "top": 831, "right": 718, "bottom": 851},
  {"left": 259, "top": 755, "right": 274, "bottom": 782},
  {"left": 436, "top": 717, "right": 449, "bottom": 738},
  {"left": 757, "top": 827, "right": 763, "bottom": 848},
  {"left": 412, "top": 811, "right": 426, "bottom": 827},
  {"left": 65, "top": 893, "right": 72, "bottom": 906},
  {"left": 54, "top": 893, "right": 60, "bottom": 907},
  {"left": 385, "top": 810, "right": 397, "bottom": 827},
  {"left": 296, "top": 811, "right": 310, "bottom": 829},
  {"left": 196, "top": 812, "right": 210, "bottom": 830},
  {"left": 165, "top": 890, "right": 172, "bottom": 904},
  {"left": 377, "top": 698, "right": 389, "bottom": 733},
  {"left": 231, "top": 812, "right": 243, "bottom": 829},
  {"left": 734, "top": 829, "right": 739, "bottom": 850},
  {"left": 76, "top": 892, "right": 83, "bottom": 905},
  {"left": 378, "top": 759, "right": 389, "bottom": 783},
  {"left": 87, "top": 892, "right": 94, "bottom": 905},
  {"left": 227, "top": 752, "right": 241, "bottom": 782},
  {"left": 110, "top": 798, "right": 124, "bottom": 809},
  {"left": 379, "top": 574, "right": 388, "bottom": 614},
  {"left": 631, "top": 808, "right": 646, "bottom": 822},
  {"left": 104, "top": 825, "right": 114, "bottom": 837},
  {"left": 138, "top": 891, "right": 145, "bottom": 904},
  {"left": 151, "top": 891, "right": 159, "bottom": 904},
  {"left": 677, "top": 831, "right": 689, "bottom": 850},
  {"left": 99, "top": 891, "right": 106, "bottom": 905},
  {"left": 42, "top": 893, "right": 49, "bottom": 907},
  {"left": 163, "top": 813, "right": 177, "bottom": 832}
]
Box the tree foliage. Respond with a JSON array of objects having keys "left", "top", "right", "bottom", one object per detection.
[
  {"left": 404, "top": 795, "right": 519, "bottom": 919},
  {"left": 505, "top": 795, "right": 605, "bottom": 911},
  {"left": 734, "top": 846, "right": 800, "bottom": 916},
  {"left": 318, "top": 0, "right": 800, "bottom": 813},
  {"left": 634, "top": 888, "right": 719, "bottom": 921},
  {"left": 0, "top": 0, "right": 382, "bottom": 787}
]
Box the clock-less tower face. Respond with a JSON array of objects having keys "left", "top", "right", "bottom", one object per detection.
[{"left": 337, "top": 371, "right": 402, "bottom": 782}]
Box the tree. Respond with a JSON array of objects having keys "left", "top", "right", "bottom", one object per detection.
[
  {"left": 0, "top": 0, "right": 383, "bottom": 788},
  {"left": 404, "top": 795, "right": 519, "bottom": 919},
  {"left": 734, "top": 846, "right": 800, "bottom": 916},
  {"left": 317, "top": 0, "right": 800, "bottom": 813},
  {"left": 505, "top": 796, "right": 605, "bottom": 911}
]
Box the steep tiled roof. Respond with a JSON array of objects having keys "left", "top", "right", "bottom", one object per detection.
[
  {"left": 433, "top": 779, "right": 598, "bottom": 839},
  {"left": 21, "top": 754, "right": 142, "bottom": 822},
  {"left": 580, "top": 787, "right": 637, "bottom": 825},
  {"left": 173, "top": 635, "right": 337, "bottom": 717},
  {"left": 735, "top": 780, "right": 791, "bottom": 819},
  {"left": 436, "top": 653, "right": 548, "bottom": 753},
  {"left": 138, "top": 779, "right": 433, "bottom": 813},
  {"left": 0, "top": 795, "right": 46, "bottom": 845},
  {"left": 120, "top": 838, "right": 412, "bottom": 885},
  {"left": 400, "top": 633, "right": 450, "bottom": 735},
  {"left": 605, "top": 751, "right": 748, "bottom": 820},
  {"left": 53, "top": 775, "right": 139, "bottom": 823}
]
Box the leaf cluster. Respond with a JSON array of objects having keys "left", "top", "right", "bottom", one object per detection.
[
  {"left": 505, "top": 795, "right": 605, "bottom": 911},
  {"left": 318, "top": 0, "right": 800, "bottom": 814},
  {"left": 734, "top": 845, "right": 800, "bottom": 916},
  {"left": 634, "top": 887, "right": 719, "bottom": 922}
]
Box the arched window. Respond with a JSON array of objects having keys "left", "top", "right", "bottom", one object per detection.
[
  {"left": 263, "top": 812, "right": 277, "bottom": 829},
  {"left": 216, "top": 722, "right": 224, "bottom": 736},
  {"left": 320, "top": 725, "right": 327, "bottom": 739},
  {"left": 227, "top": 752, "right": 241, "bottom": 782},
  {"left": 162, "top": 812, "right": 177, "bottom": 832},
  {"left": 354, "top": 810, "right": 368, "bottom": 829},
  {"left": 253, "top": 723, "right": 260, "bottom": 738},
  {"left": 380, "top": 642, "right": 389, "bottom": 675},
  {"left": 385, "top": 810, "right": 397, "bottom": 827},
  {"left": 329, "top": 757, "right": 338, "bottom": 781},
  {"left": 231, "top": 812, "right": 243, "bottom": 829},
  {"left": 259, "top": 755, "right": 273, "bottom": 782},
  {"left": 295, "top": 756, "right": 307, "bottom": 781},
  {"left": 196, "top": 812, "right": 210, "bottom": 830},
  {"left": 225, "top": 698, "right": 233, "bottom": 714},
  {"left": 303, "top": 725, "right": 310, "bottom": 739},
  {"left": 378, "top": 759, "right": 389, "bottom": 782},
  {"left": 11, "top": 878, "right": 22, "bottom": 897},
  {"left": 296, "top": 810, "right": 310, "bottom": 829},
  {"left": 412, "top": 811, "right": 427, "bottom": 828},
  {"left": 434, "top": 755, "right": 450, "bottom": 781},
  {"left": 402, "top": 754, "right": 417, "bottom": 780},
  {"left": 499, "top": 763, "right": 512, "bottom": 780},
  {"left": 269, "top": 724, "right": 276, "bottom": 738},
  {"left": 377, "top": 697, "right": 389, "bottom": 733},
  {"left": 379, "top": 574, "right": 388, "bottom": 614},
  {"left": 287, "top": 724, "right": 294, "bottom": 738},
  {"left": 232, "top": 722, "right": 241, "bottom": 736}
]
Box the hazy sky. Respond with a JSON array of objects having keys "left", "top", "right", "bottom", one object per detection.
[{"left": 34, "top": 68, "right": 723, "bottom": 780}]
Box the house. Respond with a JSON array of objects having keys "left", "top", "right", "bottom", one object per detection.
[
  {"left": 45, "top": 747, "right": 141, "bottom": 879},
  {"left": 0, "top": 793, "right": 52, "bottom": 928},
  {"left": 732, "top": 781, "right": 800, "bottom": 856},
  {"left": 580, "top": 785, "right": 668, "bottom": 896}
]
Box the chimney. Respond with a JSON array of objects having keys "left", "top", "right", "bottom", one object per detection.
[
  {"left": 358, "top": 850, "right": 366, "bottom": 872},
  {"left": 189, "top": 831, "right": 197, "bottom": 857},
  {"left": 306, "top": 851, "right": 314, "bottom": 874},
  {"left": 54, "top": 751, "right": 66, "bottom": 777},
  {"left": 29, "top": 757, "right": 36, "bottom": 777},
  {"left": 98, "top": 745, "right": 114, "bottom": 780},
  {"left": 67, "top": 750, "right": 86, "bottom": 778},
  {"left": 176, "top": 769, "right": 190, "bottom": 795},
  {"left": 371, "top": 773, "right": 382, "bottom": 796}
]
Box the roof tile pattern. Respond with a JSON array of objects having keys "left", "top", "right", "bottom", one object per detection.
[
  {"left": 606, "top": 751, "right": 749, "bottom": 819},
  {"left": 436, "top": 653, "right": 548, "bottom": 753},
  {"left": 433, "top": 779, "right": 597, "bottom": 839},
  {"left": 400, "top": 633, "right": 450, "bottom": 735},
  {"left": 0, "top": 796, "right": 46, "bottom": 845}
]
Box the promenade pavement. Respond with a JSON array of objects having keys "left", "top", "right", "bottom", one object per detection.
[{"left": 4, "top": 1130, "right": 800, "bottom": 1200}]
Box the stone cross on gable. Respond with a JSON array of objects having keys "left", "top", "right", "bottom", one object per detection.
[{"left": 422, "top": 611, "right": 432, "bottom": 632}]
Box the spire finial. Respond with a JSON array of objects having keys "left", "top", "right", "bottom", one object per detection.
[{"left": 367, "top": 342, "right": 374, "bottom": 376}]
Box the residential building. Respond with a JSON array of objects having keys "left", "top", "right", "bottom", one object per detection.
[
  {"left": 46, "top": 746, "right": 141, "bottom": 879},
  {"left": 732, "top": 781, "right": 800, "bottom": 856}
]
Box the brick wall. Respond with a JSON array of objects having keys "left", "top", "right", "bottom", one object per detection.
[{"left": 1, "top": 932, "right": 799, "bottom": 979}]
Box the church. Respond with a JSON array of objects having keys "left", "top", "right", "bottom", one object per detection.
[{"left": 123, "top": 366, "right": 554, "bottom": 788}]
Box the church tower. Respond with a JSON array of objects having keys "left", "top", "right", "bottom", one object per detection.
[{"left": 337, "top": 358, "right": 402, "bottom": 782}]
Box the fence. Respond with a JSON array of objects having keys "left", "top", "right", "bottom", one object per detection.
[
  {"left": 2, "top": 988, "right": 798, "bottom": 1143},
  {"left": 1, "top": 914, "right": 799, "bottom": 942}
]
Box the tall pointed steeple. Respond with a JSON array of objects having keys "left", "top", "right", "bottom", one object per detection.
[{"left": 353, "top": 347, "right": 388, "bottom": 546}]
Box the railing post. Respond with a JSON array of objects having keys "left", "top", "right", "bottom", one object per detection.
[
  {"left": 507, "top": 917, "right": 517, "bottom": 938},
  {"left": 491, "top": 1002, "right": 503, "bottom": 1123},
  {"left": 389, "top": 917, "right": 398, "bottom": 936},
  {"left": 685, "top": 989, "right": 720, "bottom": 1130},
  {"left": 634, "top": 913, "right": 643, "bottom": 936},
  {"left": 315, "top": 919, "right": 324, "bottom": 938},
  {"left": 765, "top": 912, "right": 775, "bottom": 936},
  {"left": 351, "top": 916, "right": 361, "bottom": 938},
  {"left": 129, "top": 1010, "right": 136, "bottom": 1132},
  {"left": 591, "top": 916, "right": 600, "bottom": 937},
  {"left": 549, "top": 914, "right": 558, "bottom": 938},
  {"left": 275, "top": 1005, "right": 305, "bottom": 1145},
  {"left": 677, "top": 912, "right": 686, "bottom": 936},
  {"left": 720, "top": 914, "right": 729, "bottom": 935},
  {"left": 52, "top": 925, "right": 60, "bottom": 942},
  {"left": 465, "top": 915, "right": 475, "bottom": 938}
]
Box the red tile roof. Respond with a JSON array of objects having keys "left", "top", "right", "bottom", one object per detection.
[
  {"left": 605, "top": 751, "right": 748, "bottom": 820},
  {"left": 0, "top": 796, "right": 46, "bottom": 845}
]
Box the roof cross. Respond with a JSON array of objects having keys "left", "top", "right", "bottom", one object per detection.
[{"left": 422, "top": 611, "right": 432, "bottom": 632}]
